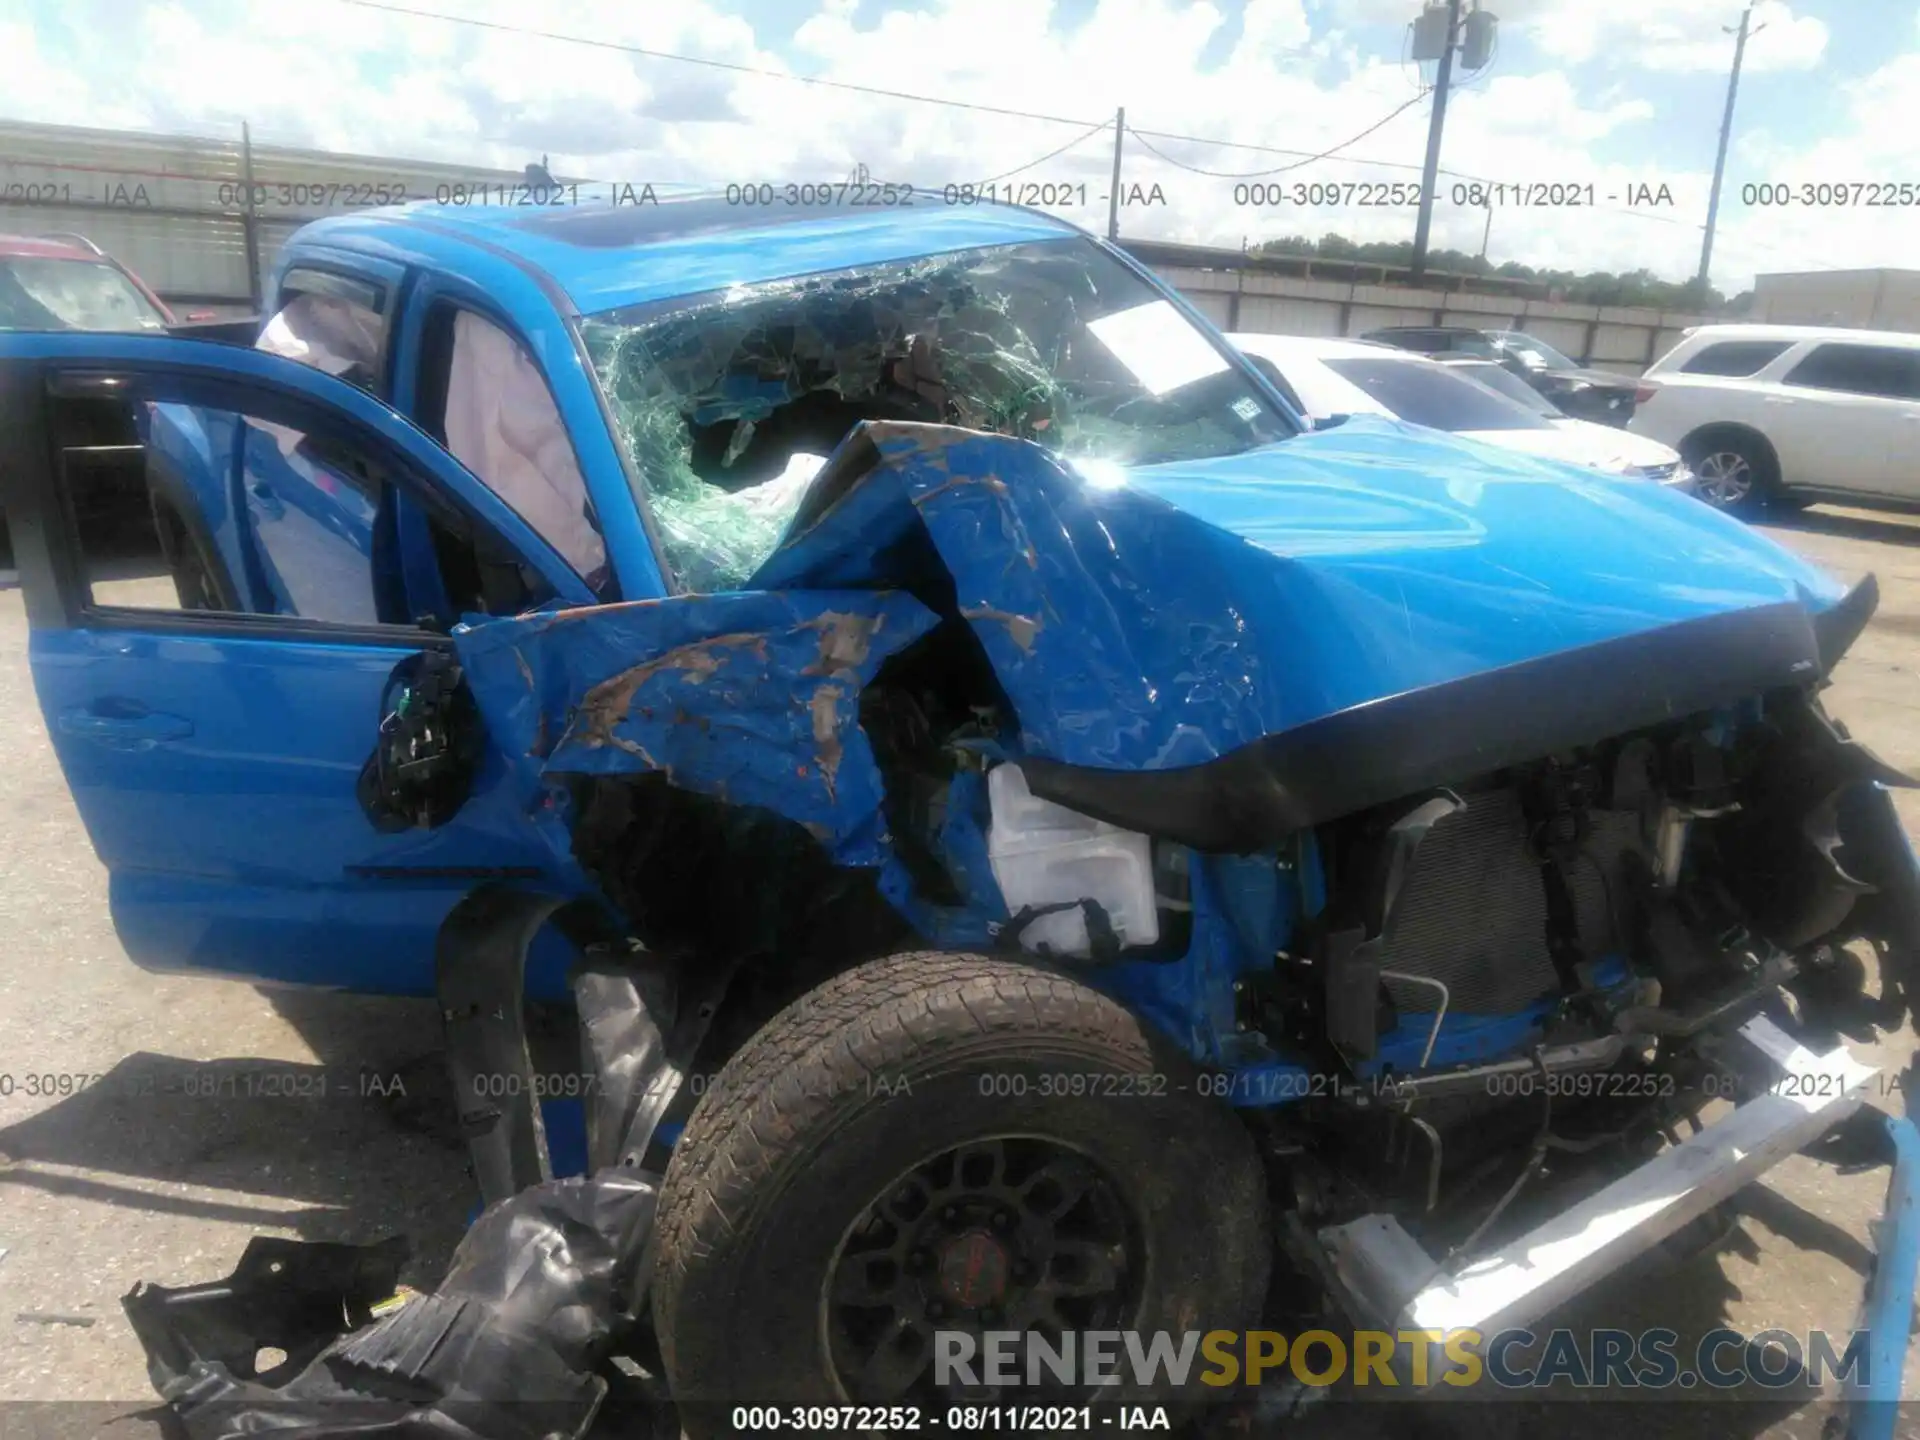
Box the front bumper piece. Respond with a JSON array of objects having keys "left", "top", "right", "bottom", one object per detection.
[{"left": 1315, "top": 1015, "right": 1920, "bottom": 1433}]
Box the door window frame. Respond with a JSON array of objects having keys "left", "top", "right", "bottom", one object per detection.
[
  {"left": 1781, "top": 342, "right": 1920, "bottom": 401},
  {"left": 410, "top": 297, "right": 611, "bottom": 591},
  {"left": 393, "top": 272, "right": 644, "bottom": 602},
  {"left": 1677, "top": 339, "right": 1795, "bottom": 378},
  {"left": 268, "top": 249, "right": 407, "bottom": 399},
  {"left": 391, "top": 268, "right": 675, "bottom": 606},
  {"left": 1, "top": 348, "right": 591, "bottom": 647}
]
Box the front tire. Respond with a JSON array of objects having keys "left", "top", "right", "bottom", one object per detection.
[
  {"left": 651, "top": 951, "right": 1272, "bottom": 1429},
  {"left": 1683, "top": 430, "right": 1781, "bottom": 517}
]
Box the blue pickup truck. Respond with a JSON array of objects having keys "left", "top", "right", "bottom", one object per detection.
[{"left": 4, "top": 196, "right": 1920, "bottom": 1426}]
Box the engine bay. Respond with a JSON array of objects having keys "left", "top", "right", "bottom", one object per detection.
[{"left": 520, "top": 584, "right": 1915, "bottom": 1242}]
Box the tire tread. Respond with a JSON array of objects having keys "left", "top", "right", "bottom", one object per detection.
[{"left": 651, "top": 950, "right": 1197, "bottom": 1382}]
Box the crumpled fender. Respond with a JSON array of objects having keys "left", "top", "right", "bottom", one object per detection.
[
  {"left": 454, "top": 589, "right": 938, "bottom": 866},
  {"left": 456, "top": 415, "right": 1867, "bottom": 875}
]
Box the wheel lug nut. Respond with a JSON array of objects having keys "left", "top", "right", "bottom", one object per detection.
[
  {"left": 940, "top": 1205, "right": 958, "bottom": 1224},
  {"left": 992, "top": 1210, "right": 1013, "bottom": 1230},
  {"left": 927, "top": 1299, "right": 946, "bottom": 1319},
  {"left": 907, "top": 1249, "right": 929, "bottom": 1272}
]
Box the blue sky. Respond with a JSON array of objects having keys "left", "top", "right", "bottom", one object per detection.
[{"left": 2, "top": 0, "right": 1914, "bottom": 293}]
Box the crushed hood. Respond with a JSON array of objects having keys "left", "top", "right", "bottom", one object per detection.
[
  {"left": 456, "top": 416, "right": 1857, "bottom": 862},
  {"left": 753, "top": 417, "right": 1847, "bottom": 770}
]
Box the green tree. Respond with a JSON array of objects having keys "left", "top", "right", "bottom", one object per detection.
[{"left": 1248, "top": 233, "right": 1726, "bottom": 310}]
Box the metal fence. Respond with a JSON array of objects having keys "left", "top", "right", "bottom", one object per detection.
[
  {"left": 1, "top": 118, "right": 533, "bottom": 315},
  {"left": 3, "top": 117, "right": 1706, "bottom": 367},
  {"left": 1127, "top": 240, "right": 1707, "bottom": 375}
]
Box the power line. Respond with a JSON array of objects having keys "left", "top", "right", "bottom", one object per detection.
[
  {"left": 1125, "top": 94, "right": 1430, "bottom": 179},
  {"left": 966, "top": 118, "right": 1115, "bottom": 186},
  {"left": 237, "top": 0, "right": 1719, "bottom": 244},
  {"left": 1128, "top": 124, "right": 1492, "bottom": 183},
  {"left": 335, "top": 0, "right": 1498, "bottom": 183},
  {"left": 333, "top": 0, "right": 1104, "bottom": 130}
]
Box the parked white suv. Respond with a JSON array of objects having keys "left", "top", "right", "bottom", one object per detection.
[{"left": 1630, "top": 323, "right": 1920, "bottom": 515}]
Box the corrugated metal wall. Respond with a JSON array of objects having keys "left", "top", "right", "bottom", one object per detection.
[
  {"left": 1155, "top": 261, "right": 1707, "bottom": 375},
  {"left": 1, "top": 119, "right": 531, "bottom": 315},
  {"left": 3, "top": 117, "right": 1710, "bottom": 369},
  {"left": 1752, "top": 270, "right": 1920, "bottom": 331}
]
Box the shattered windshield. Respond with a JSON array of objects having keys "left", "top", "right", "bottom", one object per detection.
[{"left": 579, "top": 238, "right": 1296, "bottom": 591}]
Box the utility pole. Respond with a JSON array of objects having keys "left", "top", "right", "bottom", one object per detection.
[
  {"left": 1697, "top": 5, "right": 1760, "bottom": 295},
  {"left": 1107, "top": 107, "right": 1125, "bottom": 241},
  {"left": 1409, "top": 0, "right": 1462, "bottom": 282},
  {"left": 240, "top": 121, "right": 262, "bottom": 310}
]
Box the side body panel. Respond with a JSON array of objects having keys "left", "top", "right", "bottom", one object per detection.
[{"left": 0, "top": 334, "right": 602, "bottom": 997}]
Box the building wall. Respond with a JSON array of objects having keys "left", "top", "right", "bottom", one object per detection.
[
  {"left": 0, "top": 118, "right": 532, "bottom": 316},
  {"left": 1752, "top": 269, "right": 1920, "bottom": 331},
  {"left": 1155, "top": 262, "right": 1706, "bottom": 375},
  {"left": 3, "top": 116, "right": 1712, "bottom": 368}
]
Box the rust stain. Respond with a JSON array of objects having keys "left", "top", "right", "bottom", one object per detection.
[
  {"left": 909, "top": 464, "right": 1039, "bottom": 571},
  {"left": 605, "top": 733, "right": 660, "bottom": 769},
  {"left": 533, "top": 596, "right": 672, "bottom": 627},
  {"left": 572, "top": 630, "right": 770, "bottom": 751},
  {"left": 865, "top": 419, "right": 979, "bottom": 463},
  {"left": 910, "top": 472, "right": 1009, "bottom": 507},
  {"left": 810, "top": 682, "right": 844, "bottom": 803},
  {"left": 512, "top": 649, "right": 552, "bottom": 758},
  {"left": 960, "top": 605, "right": 1042, "bottom": 653},
  {"left": 801, "top": 610, "right": 882, "bottom": 678}
]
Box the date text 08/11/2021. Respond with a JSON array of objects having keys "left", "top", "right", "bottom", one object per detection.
[{"left": 724, "top": 1403, "right": 1173, "bottom": 1432}]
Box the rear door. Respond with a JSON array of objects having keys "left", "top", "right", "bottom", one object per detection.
[
  {"left": 1774, "top": 341, "right": 1920, "bottom": 494},
  {"left": 0, "top": 331, "right": 603, "bottom": 998}
]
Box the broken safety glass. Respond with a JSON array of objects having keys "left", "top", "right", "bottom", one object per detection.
[{"left": 578, "top": 238, "right": 1296, "bottom": 591}]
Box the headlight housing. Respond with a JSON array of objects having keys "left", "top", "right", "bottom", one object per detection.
[{"left": 1617, "top": 460, "right": 1694, "bottom": 488}]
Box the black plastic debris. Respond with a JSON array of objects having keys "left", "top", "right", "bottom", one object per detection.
[
  {"left": 123, "top": 1172, "right": 661, "bottom": 1440},
  {"left": 124, "top": 1235, "right": 410, "bottom": 1392}
]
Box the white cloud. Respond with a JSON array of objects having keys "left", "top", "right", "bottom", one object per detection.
[
  {"left": 0, "top": 0, "right": 1912, "bottom": 295},
  {"left": 1241, "top": 0, "right": 1312, "bottom": 54},
  {"left": 1521, "top": 0, "right": 1828, "bottom": 74},
  {"left": 1308, "top": 0, "right": 1410, "bottom": 25},
  {"left": 1706, "top": 48, "right": 1920, "bottom": 291}
]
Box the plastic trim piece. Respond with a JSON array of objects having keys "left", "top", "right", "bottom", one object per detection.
[{"left": 1814, "top": 572, "right": 1880, "bottom": 677}]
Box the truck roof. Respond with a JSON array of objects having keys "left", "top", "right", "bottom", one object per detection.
[{"left": 292, "top": 193, "right": 1085, "bottom": 316}]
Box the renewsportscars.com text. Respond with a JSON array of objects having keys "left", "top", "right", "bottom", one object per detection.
[{"left": 935, "top": 1326, "right": 1873, "bottom": 1391}]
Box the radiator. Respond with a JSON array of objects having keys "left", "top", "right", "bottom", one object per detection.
[{"left": 1378, "top": 789, "right": 1640, "bottom": 1016}]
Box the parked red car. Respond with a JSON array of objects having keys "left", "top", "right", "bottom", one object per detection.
[
  {"left": 0, "top": 230, "right": 178, "bottom": 331},
  {"left": 0, "top": 233, "right": 196, "bottom": 532}
]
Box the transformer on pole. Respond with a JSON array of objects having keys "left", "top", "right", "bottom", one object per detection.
[{"left": 1409, "top": 1, "right": 1498, "bottom": 282}]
